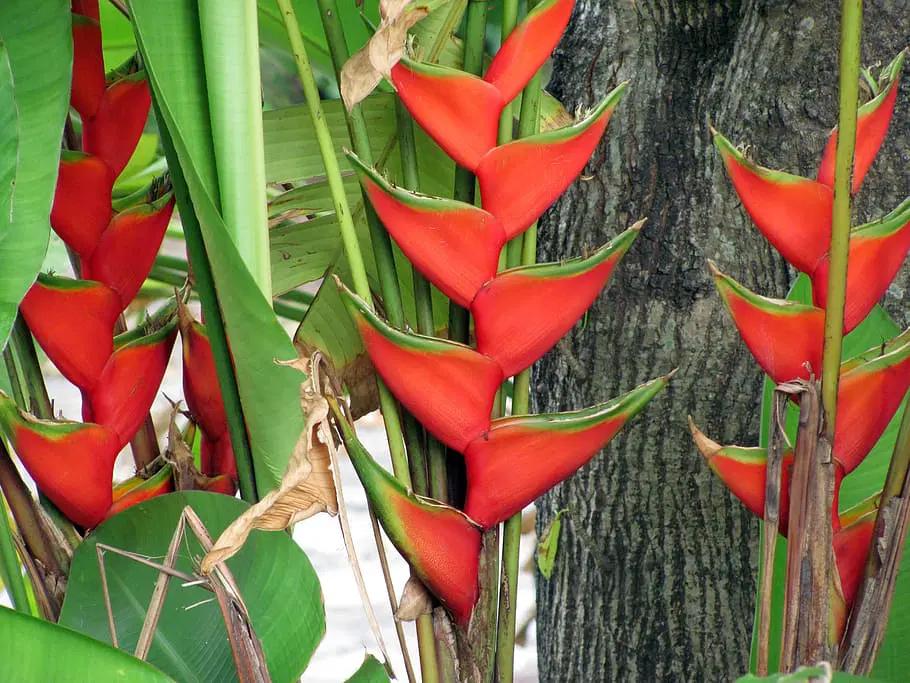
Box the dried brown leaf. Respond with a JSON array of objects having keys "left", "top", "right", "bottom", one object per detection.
[
  {"left": 395, "top": 576, "right": 433, "bottom": 622},
  {"left": 201, "top": 358, "right": 338, "bottom": 573},
  {"left": 340, "top": 1, "right": 429, "bottom": 110}
]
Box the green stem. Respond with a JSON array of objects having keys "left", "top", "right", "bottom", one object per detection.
[
  {"left": 306, "top": 0, "right": 412, "bottom": 484},
  {"left": 448, "top": 0, "right": 488, "bottom": 344},
  {"left": 156, "top": 108, "right": 260, "bottom": 504},
  {"left": 197, "top": 0, "right": 272, "bottom": 300},
  {"left": 496, "top": 5, "right": 543, "bottom": 674},
  {"left": 0, "top": 493, "right": 30, "bottom": 613},
  {"left": 820, "top": 0, "right": 863, "bottom": 441}
]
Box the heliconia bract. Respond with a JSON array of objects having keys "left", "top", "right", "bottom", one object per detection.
[
  {"left": 699, "top": 49, "right": 908, "bottom": 640},
  {"left": 334, "top": 0, "right": 671, "bottom": 625},
  {"left": 51, "top": 152, "right": 114, "bottom": 258},
  {"left": 82, "top": 72, "right": 152, "bottom": 178}
]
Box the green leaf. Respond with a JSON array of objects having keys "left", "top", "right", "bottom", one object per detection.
[
  {"left": 536, "top": 508, "right": 567, "bottom": 579},
  {"left": 751, "top": 273, "right": 905, "bottom": 673},
  {"left": 0, "top": 606, "right": 174, "bottom": 681},
  {"left": 345, "top": 654, "right": 390, "bottom": 683},
  {"left": 0, "top": 0, "right": 70, "bottom": 349},
  {"left": 59, "top": 491, "right": 324, "bottom": 683},
  {"left": 130, "top": 0, "right": 305, "bottom": 494},
  {"left": 100, "top": 1, "right": 138, "bottom": 71}
]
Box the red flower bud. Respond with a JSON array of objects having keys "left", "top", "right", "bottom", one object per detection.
[
  {"left": 20, "top": 274, "right": 120, "bottom": 391},
  {"left": 817, "top": 52, "right": 904, "bottom": 193},
  {"left": 0, "top": 393, "right": 118, "bottom": 528},
  {"left": 50, "top": 151, "right": 114, "bottom": 258},
  {"left": 70, "top": 14, "right": 105, "bottom": 119},
  {"left": 83, "top": 193, "right": 174, "bottom": 310},
  {"left": 178, "top": 304, "right": 227, "bottom": 439},
  {"left": 82, "top": 72, "right": 151, "bottom": 177}
]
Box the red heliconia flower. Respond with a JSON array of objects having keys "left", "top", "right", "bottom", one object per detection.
[
  {"left": 390, "top": 0, "right": 575, "bottom": 171},
  {"left": 70, "top": 14, "right": 105, "bottom": 119},
  {"left": 348, "top": 153, "right": 505, "bottom": 307},
  {"left": 83, "top": 318, "right": 177, "bottom": 448},
  {"left": 201, "top": 434, "right": 237, "bottom": 485},
  {"left": 335, "top": 406, "right": 482, "bottom": 624},
  {"left": 0, "top": 393, "right": 119, "bottom": 528},
  {"left": 689, "top": 418, "right": 795, "bottom": 531},
  {"left": 71, "top": 0, "right": 99, "bottom": 21},
  {"left": 833, "top": 495, "right": 879, "bottom": 608},
  {"left": 83, "top": 192, "right": 175, "bottom": 311},
  {"left": 818, "top": 52, "right": 905, "bottom": 193},
  {"left": 178, "top": 303, "right": 227, "bottom": 439},
  {"left": 341, "top": 285, "right": 503, "bottom": 452},
  {"left": 107, "top": 465, "right": 175, "bottom": 519},
  {"left": 465, "top": 377, "right": 669, "bottom": 527},
  {"left": 477, "top": 85, "right": 626, "bottom": 240},
  {"left": 50, "top": 151, "right": 114, "bottom": 259},
  {"left": 711, "top": 263, "right": 824, "bottom": 384},
  {"left": 472, "top": 223, "right": 640, "bottom": 377},
  {"left": 811, "top": 199, "right": 910, "bottom": 333},
  {"left": 20, "top": 274, "right": 120, "bottom": 391},
  {"left": 82, "top": 72, "right": 152, "bottom": 178}
]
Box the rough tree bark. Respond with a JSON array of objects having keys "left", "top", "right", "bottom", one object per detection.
[{"left": 534, "top": 2, "right": 909, "bottom": 681}]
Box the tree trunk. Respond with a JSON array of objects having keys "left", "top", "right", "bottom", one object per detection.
[{"left": 534, "top": 2, "right": 909, "bottom": 681}]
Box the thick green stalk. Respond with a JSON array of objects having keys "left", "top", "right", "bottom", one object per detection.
[
  {"left": 496, "top": 12, "right": 543, "bottom": 676},
  {"left": 449, "top": 0, "right": 488, "bottom": 344},
  {"left": 0, "top": 494, "right": 30, "bottom": 613},
  {"left": 315, "top": 0, "right": 406, "bottom": 329},
  {"left": 197, "top": 0, "right": 272, "bottom": 300},
  {"left": 156, "top": 108, "right": 260, "bottom": 504},
  {"left": 306, "top": 0, "right": 415, "bottom": 485},
  {"left": 820, "top": 0, "right": 863, "bottom": 440}
]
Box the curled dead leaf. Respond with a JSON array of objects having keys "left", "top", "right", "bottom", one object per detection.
[
  {"left": 340, "top": 1, "right": 429, "bottom": 110},
  {"left": 201, "top": 356, "right": 338, "bottom": 573},
  {"left": 395, "top": 575, "right": 433, "bottom": 621}
]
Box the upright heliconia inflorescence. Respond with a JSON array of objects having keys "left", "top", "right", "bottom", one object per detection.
[
  {"left": 692, "top": 51, "right": 909, "bottom": 625},
  {"left": 0, "top": 1, "right": 184, "bottom": 528},
  {"left": 332, "top": 0, "right": 669, "bottom": 625}
]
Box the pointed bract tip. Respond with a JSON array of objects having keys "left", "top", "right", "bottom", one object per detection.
[
  {"left": 688, "top": 416, "right": 722, "bottom": 459},
  {"left": 706, "top": 259, "right": 722, "bottom": 278},
  {"left": 663, "top": 367, "right": 679, "bottom": 382}
]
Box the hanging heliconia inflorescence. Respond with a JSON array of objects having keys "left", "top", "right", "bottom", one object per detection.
[
  {"left": 333, "top": 0, "right": 669, "bottom": 626},
  {"left": 691, "top": 51, "right": 909, "bottom": 627},
  {"left": 0, "top": 0, "right": 232, "bottom": 528}
]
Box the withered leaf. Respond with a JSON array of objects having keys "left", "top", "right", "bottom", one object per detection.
[
  {"left": 201, "top": 357, "right": 338, "bottom": 573},
  {"left": 395, "top": 575, "right": 433, "bottom": 621}
]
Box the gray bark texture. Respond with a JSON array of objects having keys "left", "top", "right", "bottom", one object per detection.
[{"left": 533, "top": 1, "right": 909, "bottom": 681}]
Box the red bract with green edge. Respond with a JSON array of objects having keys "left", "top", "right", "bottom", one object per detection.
[
  {"left": 472, "top": 224, "right": 640, "bottom": 378},
  {"left": 464, "top": 377, "right": 669, "bottom": 528},
  {"left": 83, "top": 193, "right": 175, "bottom": 310},
  {"left": 477, "top": 85, "right": 626, "bottom": 239},
  {"left": 51, "top": 151, "right": 114, "bottom": 258},
  {"left": 817, "top": 51, "right": 905, "bottom": 192},
  {"left": 0, "top": 394, "right": 119, "bottom": 529},
  {"left": 334, "top": 405, "right": 481, "bottom": 625},
  {"left": 82, "top": 72, "right": 152, "bottom": 177},
  {"left": 811, "top": 199, "right": 910, "bottom": 332},
  {"left": 711, "top": 263, "right": 824, "bottom": 384},
  {"left": 336, "top": 0, "right": 670, "bottom": 629},
  {"left": 20, "top": 274, "right": 120, "bottom": 390},
  {"left": 83, "top": 320, "right": 177, "bottom": 447},
  {"left": 107, "top": 465, "right": 175, "bottom": 519},
  {"left": 341, "top": 284, "right": 503, "bottom": 452},
  {"left": 70, "top": 14, "right": 105, "bottom": 120},
  {"left": 179, "top": 303, "right": 228, "bottom": 439},
  {"left": 713, "top": 130, "right": 833, "bottom": 275},
  {"left": 349, "top": 153, "right": 505, "bottom": 307}
]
